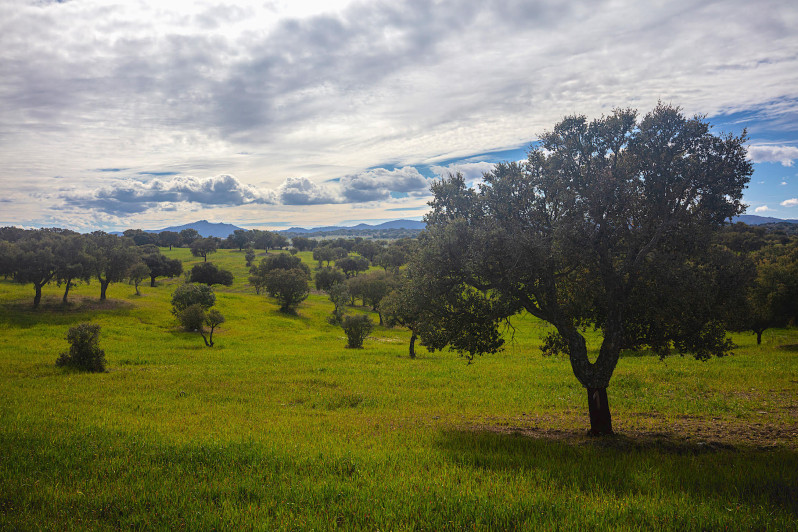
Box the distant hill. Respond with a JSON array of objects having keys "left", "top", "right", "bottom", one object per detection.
[
  {"left": 279, "top": 219, "right": 425, "bottom": 234},
  {"left": 732, "top": 215, "right": 798, "bottom": 225},
  {"left": 153, "top": 220, "right": 245, "bottom": 238}
]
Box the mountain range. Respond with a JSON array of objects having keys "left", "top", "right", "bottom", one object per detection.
[{"left": 116, "top": 215, "right": 796, "bottom": 238}]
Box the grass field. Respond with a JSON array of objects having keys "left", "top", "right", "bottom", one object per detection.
[{"left": 1, "top": 248, "right": 796, "bottom": 530}]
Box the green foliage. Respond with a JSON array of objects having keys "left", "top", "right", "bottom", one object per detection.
[
  {"left": 264, "top": 267, "right": 310, "bottom": 313},
  {"left": 177, "top": 303, "right": 206, "bottom": 331},
  {"left": 127, "top": 262, "right": 150, "bottom": 295},
  {"left": 189, "top": 262, "right": 234, "bottom": 286},
  {"left": 55, "top": 323, "right": 106, "bottom": 372},
  {"left": 327, "top": 282, "right": 350, "bottom": 324},
  {"left": 341, "top": 314, "right": 373, "bottom": 348},
  {"left": 190, "top": 238, "right": 219, "bottom": 261},
  {"left": 416, "top": 104, "right": 753, "bottom": 434},
  {"left": 315, "top": 266, "right": 346, "bottom": 291},
  {"left": 171, "top": 283, "right": 216, "bottom": 314},
  {"left": 336, "top": 255, "right": 370, "bottom": 278},
  {"left": 244, "top": 248, "right": 256, "bottom": 267}
]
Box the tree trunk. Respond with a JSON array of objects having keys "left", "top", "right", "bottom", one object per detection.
[
  {"left": 33, "top": 283, "right": 42, "bottom": 308},
  {"left": 558, "top": 320, "right": 621, "bottom": 436},
  {"left": 409, "top": 331, "right": 417, "bottom": 359},
  {"left": 150, "top": 275, "right": 157, "bottom": 287},
  {"left": 99, "top": 279, "right": 110, "bottom": 300},
  {"left": 587, "top": 387, "right": 613, "bottom": 435},
  {"left": 62, "top": 280, "right": 72, "bottom": 304},
  {"left": 755, "top": 329, "right": 764, "bottom": 345}
]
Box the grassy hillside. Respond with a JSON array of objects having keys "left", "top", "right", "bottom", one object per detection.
[{"left": 1, "top": 249, "right": 796, "bottom": 530}]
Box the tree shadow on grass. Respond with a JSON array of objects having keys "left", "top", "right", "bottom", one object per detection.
[
  {"left": 435, "top": 428, "right": 798, "bottom": 517},
  {"left": 0, "top": 297, "right": 134, "bottom": 328}
]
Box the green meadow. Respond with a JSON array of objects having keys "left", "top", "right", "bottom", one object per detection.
[{"left": 1, "top": 248, "right": 796, "bottom": 530}]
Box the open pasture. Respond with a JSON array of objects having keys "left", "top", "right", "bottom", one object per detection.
[{"left": 1, "top": 249, "right": 796, "bottom": 530}]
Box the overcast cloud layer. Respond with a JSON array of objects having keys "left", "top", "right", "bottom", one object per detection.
[{"left": 1, "top": 0, "right": 798, "bottom": 230}]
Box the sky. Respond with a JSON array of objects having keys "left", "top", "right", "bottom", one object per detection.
[{"left": 1, "top": 0, "right": 797, "bottom": 231}]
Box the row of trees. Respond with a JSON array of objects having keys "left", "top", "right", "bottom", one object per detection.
[{"left": 0, "top": 229, "right": 182, "bottom": 307}]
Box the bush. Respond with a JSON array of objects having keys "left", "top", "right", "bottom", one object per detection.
[
  {"left": 342, "top": 315, "right": 373, "bottom": 348},
  {"left": 171, "top": 283, "right": 216, "bottom": 314},
  {"left": 177, "top": 303, "right": 206, "bottom": 331},
  {"left": 189, "top": 262, "right": 234, "bottom": 286},
  {"left": 56, "top": 323, "right": 106, "bottom": 372}
]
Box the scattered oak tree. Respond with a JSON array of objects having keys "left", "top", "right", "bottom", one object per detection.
[
  {"left": 190, "top": 237, "right": 219, "bottom": 262},
  {"left": 86, "top": 232, "right": 140, "bottom": 301},
  {"left": 412, "top": 104, "right": 752, "bottom": 435},
  {"left": 127, "top": 262, "right": 150, "bottom": 295},
  {"left": 189, "top": 262, "right": 234, "bottom": 286},
  {"left": 141, "top": 250, "right": 183, "bottom": 287}
]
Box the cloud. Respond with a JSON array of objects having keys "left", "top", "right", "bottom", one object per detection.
[
  {"left": 430, "top": 161, "right": 496, "bottom": 187},
  {"left": 3, "top": 0, "right": 798, "bottom": 230},
  {"left": 747, "top": 145, "right": 798, "bottom": 166},
  {"left": 781, "top": 198, "right": 798, "bottom": 207},
  {"left": 754, "top": 205, "right": 771, "bottom": 213},
  {"left": 64, "top": 174, "right": 277, "bottom": 215},
  {"left": 277, "top": 176, "right": 340, "bottom": 205},
  {"left": 339, "top": 167, "right": 430, "bottom": 202}
]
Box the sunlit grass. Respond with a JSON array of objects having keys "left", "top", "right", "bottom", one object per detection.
[{"left": 1, "top": 249, "right": 796, "bottom": 530}]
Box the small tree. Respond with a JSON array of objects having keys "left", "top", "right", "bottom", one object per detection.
[
  {"left": 189, "top": 262, "right": 234, "bottom": 286},
  {"left": 336, "top": 255, "right": 370, "bottom": 278},
  {"left": 128, "top": 262, "right": 150, "bottom": 295},
  {"left": 245, "top": 247, "right": 256, "bottom": 267},
  {"left": 342, "top": 315, "right": 373, "bottom": 348},
  {"left": 177, "top": 304, "right": 225, "bottom": 347},
  {"left": 142, "top": 251, "right": 183, "bottom": 287},
  {"left": 328, "top": 282, "right": 350, "bottom": 324},
  {"left": 264, "top": 268, "right": 310, "bottom": 313},
  {"left": 171, "top": 283, "right": 216, "bottom": 314},
  {"left": 56, "top": 323, "right": 106, "bottom": 372},
  {"left": 190, "top": 238, "right": 218, "bottom": 262},
  {"left": 315, "top": 266, "right": 346, "bottom": 291}
]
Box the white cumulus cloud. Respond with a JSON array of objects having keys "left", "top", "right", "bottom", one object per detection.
[
  {"left": 781, "top": 198, "right": 798, "bottom": 207},
  {"left": 754, "top": 205, "right": 771, "bottom": 213},
  {"left": 747, "top": 145, "right": 798, "bottom": 166}
]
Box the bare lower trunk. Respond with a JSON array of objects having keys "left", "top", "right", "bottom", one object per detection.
[
  {"left": 33, "top": 283, "right": 42, "bottom": 308},
  {"left": 99, "top": 279, "right": 110, "bottom": 300},
  {"left": 409, "top": 331, "right": 417, "bottom": 359},
  {"left": 754, "top": 329, "right": 764, "bottom": 345},
  {"left": 559, "top": 319, "right": 622, "bottom": 437},
  {"left": 62, "top": 280, "right": 72, "bottom": 304},
  {"left": 587, "top": 387, "right": 613, "bottom": 435},
  {"left": 150, "top": 275, "right": 157, "bottom": 287}
]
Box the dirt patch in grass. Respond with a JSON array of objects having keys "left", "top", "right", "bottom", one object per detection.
[{"left": 464, "top": 411, "right": 798, "bottom": 451}]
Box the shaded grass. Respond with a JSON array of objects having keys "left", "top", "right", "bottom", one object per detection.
[{"left": 1, "top": 249, "right": 797, "bottom": 530}]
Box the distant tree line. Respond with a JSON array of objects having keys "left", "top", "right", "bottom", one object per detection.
[{"left": 0, "top": 228, "right": 182, "bottom": 307}]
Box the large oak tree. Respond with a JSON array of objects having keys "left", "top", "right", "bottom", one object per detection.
[{"left": 413, "top": 104, "right": 752, "bottom": 435}]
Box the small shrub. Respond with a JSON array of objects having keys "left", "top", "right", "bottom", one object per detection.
[
  {"left": 342, "top": 315, "right": 373, "bottom": 348},
  {"left": 56, "top": 323, "right": 106, "bottom": 372},
  {"left": 171, "top": 283, "right": 216, "bottom": 314},
  {"left": 177, "top": 303, "right": 206, "bottom": 331}
]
